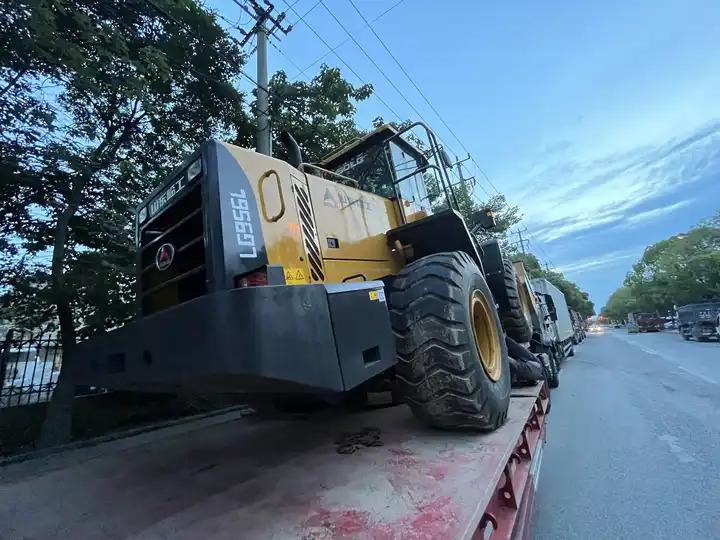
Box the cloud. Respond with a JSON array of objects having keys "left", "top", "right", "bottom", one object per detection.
[
  {"left": 622, "top": 199, "right": 694, "bottom": 227},
  {"left": 555, "top": 248, "right": 642, "bottom": 275},
  {"left": 515, "top": 120, "right": 720, "bottom": 242}
]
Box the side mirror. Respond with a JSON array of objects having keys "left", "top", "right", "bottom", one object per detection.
[
  {"left": 472, "top": 208, "right": 496, "bottom": 230},
  {"left": 439, "top": 148, "right": 453, "bottom": 169}
]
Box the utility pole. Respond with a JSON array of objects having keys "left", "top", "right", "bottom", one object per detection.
[
  {"left": 453, "top": 154, "right": 473, "bottom": 186},
  {"left": 256, "top": 25, "right": 270, "bottom": 155},
  {"left": 238, "top": 1, "right": 292, "bottom": 156},
  {"left": 512, "top": 227, "right": 530, "bottom": 255}
]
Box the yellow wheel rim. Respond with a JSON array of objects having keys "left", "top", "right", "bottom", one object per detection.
[
  {"left": 518, "top": 281, "right": 535, "bottom": 328},
  {"left": 471, "top": 290, "right": 503, "bottom": 382}
]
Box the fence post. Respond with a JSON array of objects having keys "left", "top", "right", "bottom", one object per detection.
[{"left": 0, "top": 329, "right": 14, "bottom": 389}]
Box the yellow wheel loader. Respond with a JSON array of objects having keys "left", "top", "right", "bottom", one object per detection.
[{"left": 74, "top": 122, "right": 520, "bottom": 430}]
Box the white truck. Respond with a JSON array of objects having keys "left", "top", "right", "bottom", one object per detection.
[{"left": 531, "top": 278, "right": 575, "bottom": 359}]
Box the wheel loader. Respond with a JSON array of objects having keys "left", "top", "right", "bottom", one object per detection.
[{"left": 73, "top": 122, "right": 534, "bottom": 430}]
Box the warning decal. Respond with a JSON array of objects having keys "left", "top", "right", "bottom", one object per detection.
[
  {"left": 369, "top": 289, "right": 386, "bottom": 303},
  {"left": 285, "top": 267, "right": 307, "bottom": 285}
]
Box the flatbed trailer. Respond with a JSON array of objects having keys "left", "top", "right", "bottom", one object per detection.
[{"left": 0, "top": 383, "right": 548, "bottom": 540}]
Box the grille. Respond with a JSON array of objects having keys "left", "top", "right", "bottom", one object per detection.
[
  {"left": 292, "top": 184, "right": 324, "bottom": 281},
  {"left": 139, "top": 183, "right": 207, "bottom": 315}
]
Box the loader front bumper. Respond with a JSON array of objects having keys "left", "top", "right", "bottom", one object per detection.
[{"left": 72, "top": 283, "right": 396, "bottom": 394}]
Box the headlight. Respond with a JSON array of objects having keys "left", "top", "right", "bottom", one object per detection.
[
  {"left": 138, "top": 206, "right": 148, "bottom": 224},
  {"left": 187, "top": 158, "right": 202, "bottom": 181}
]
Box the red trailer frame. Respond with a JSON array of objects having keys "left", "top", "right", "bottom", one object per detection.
[{"left": 0, "top": 383, "right": 548, "bottom": 539}]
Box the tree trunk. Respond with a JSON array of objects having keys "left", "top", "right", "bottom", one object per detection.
[
  {"left": 37, "top": 112, "right": 141, "bottom": 448},
  {"left": 37, "top": 180, "right": 84, "bottom": 448},
  {"left": 37, "top": 302, "right": 77, "bottom": 447}
]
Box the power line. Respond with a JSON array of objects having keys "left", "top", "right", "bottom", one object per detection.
[
  {"left": 268, "top": 39, "right": 305, "bottom": 74},
  {"left": 147, "top": 0, "right": 502, "bottom": 206},
  {"left": 291, "top": 0, "right": 406, "bottom": 80},
  {"left": 287, "top": 0, "right": 322, "bottom": 27},
  {"left": 534, "top": 242, "right": 556, "bottom": 271},
  {"left": 346, "top": 0, "right": 501, "bottom": 197},
  {"left": 318, "top": 1, "right": 429, "bottom": 125},
  {"left": 142, "top": 0, "right": 305, "bottom": 127},
  {"left": 311, "top": 1, "right": 490, "bottom": 198},
  {"left": 279, "top": 0, "right": 404, "bottom": 122}
]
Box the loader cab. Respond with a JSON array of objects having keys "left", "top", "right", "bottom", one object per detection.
[{"left": 319, "top": 124, "right": 444, "bottom": 223}]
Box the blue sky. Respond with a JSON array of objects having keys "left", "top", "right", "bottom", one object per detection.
[{"left": 211, "top": 0, "right": 720, "bottom": 309}]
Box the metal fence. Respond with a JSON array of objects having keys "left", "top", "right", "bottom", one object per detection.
[{"left": 0, "top": 329, "right": 61, "bottom": 408}]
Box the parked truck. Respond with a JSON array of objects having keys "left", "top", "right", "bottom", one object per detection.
[
  {"left": 513, "top": 262, "right": 561, "bottom": 388},
  {"left": 628, "top": 312, "right": 664, "bottom": 333},
  {"left": 677, "top": 303, "right": 720, "bottom": 341},
  {"left": 570, "top": 309, "right": 586, "bottom": 343},
  {"left": 530, "top": 278, "right": 575, "bottom": 359}
]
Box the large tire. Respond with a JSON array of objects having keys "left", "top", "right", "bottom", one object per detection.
[
  {"left": 497, "top": 259, "right": 533, "bottom": 343},
  {"left": 554, "top": 343, "right": 565, "bottom": 368},
  {"left": 388, "top": 251, "right": 511, "bottom": 431},
  {"left": 541, "top": 350, "right": 559, "bottom": 388}
]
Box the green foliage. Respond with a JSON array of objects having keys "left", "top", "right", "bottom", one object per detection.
[
  {"left": 611, "top": 224, "right": 720, "bottom": 314},
  {"left": 1, "top": 0, "right": 252, "bottom": 337},
  {"left": 0, "top": 2, "right": 375, "bottom": 336},
  {"left": 601, "top": 286, "right": 636, "bottom": 322},
  {"left": 425, "top": 169, "right": 522, "bottom": 243},
  {"left": 513, "top": 253, "right": 596, "bottom": 317},
  {"left": 265, "top": 66, "right": 372, "bottom": 162},
  {"left": 0, "top": 0, "right": 380, "bottom": 446}
]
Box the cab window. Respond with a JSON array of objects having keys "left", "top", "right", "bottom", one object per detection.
[
  {"left": 330, "top": 145, "right": 395, "bottom": 198},
  {"left": 387, "top": 141, "right": 432, "bottom": 219}
]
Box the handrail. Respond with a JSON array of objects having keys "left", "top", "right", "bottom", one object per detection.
[
  {"left": 393, "top": 163, "right": 451, "bottom": 211},
  {"left": 257, "top": 169, "right": 285, "bottom": 222},
  {"left": 384, "top": 121, "right": 460, "bottom": 211}
]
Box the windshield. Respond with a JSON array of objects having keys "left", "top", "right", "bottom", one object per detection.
[
  {"left": 319, "top": 124, "right": 442, "bottom": 221},
  {"left": 330, "top": 144, "right": 396, "bottom": 198}
]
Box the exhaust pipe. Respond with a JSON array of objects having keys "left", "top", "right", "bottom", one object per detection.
[{"left": 279, "top": 131, "right": 303, "bottom": 168}]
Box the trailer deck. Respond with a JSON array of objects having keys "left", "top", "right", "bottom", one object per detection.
[{"left": 0, "top": 383, "right": 547, "bottom": 539}]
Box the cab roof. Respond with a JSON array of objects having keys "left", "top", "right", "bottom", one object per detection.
[{"left": 318, "top": 124, "right": 426, "bottom": 169}]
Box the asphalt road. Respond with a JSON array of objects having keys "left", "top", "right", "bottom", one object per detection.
[{"left": 533, "top": 328, "right": 720, "bottom": 540}]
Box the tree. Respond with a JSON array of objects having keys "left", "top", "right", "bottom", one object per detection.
[
  {"left": 1, "top": 0, "right": 251, "bottom": 446},
  {"left": 603, "top": 212, "right": 720, "bottom": 316},
  {"left": 424, "top": 165, "right": 522, "bottom": 243},
  {"left": 622, "top": 226, "right": 720, "bottom": 311},
  {"left": 601, "top": 286, "right": 636, "bottom": 321},
  {"left": 513, "top": 253, "right": 595, "bottom": 317},
  {"left": 264, "top": 66, "right": 372, "bottom": 162}
]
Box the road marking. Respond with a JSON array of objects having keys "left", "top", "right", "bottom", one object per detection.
[
  {"left": 610, "top": 332, "right": 719, "bottom": 384},
  {"left": 676, "top": 366, "right": 718, "bottom": 385},
  {"left": 658, "top": 434, "right": 698, "bottom": 464}
]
